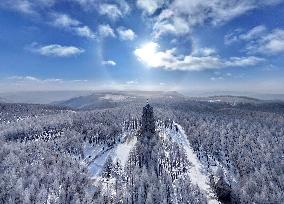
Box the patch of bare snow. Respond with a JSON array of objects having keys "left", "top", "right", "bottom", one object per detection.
[
  {"left": 83, "top": 143, "right": 114, "bottom": 177},
  {"left": 112, "top": 135, "right": 137, "bottom": 167},
  {"left": 84, "top": 132, "right": 137, "bottom": 179},
  {"left": 88, "top": 148, "right": 114, "bottom": 177}
]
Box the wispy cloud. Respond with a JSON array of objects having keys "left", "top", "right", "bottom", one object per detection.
[
  {"left": 50, "top": 13, "right": 95, "bottom": 39},
  {"left": 7, "top": 76, "right": 90, "bottom": 84},
  {"left": 72, "top": 0, "right": 130, "bottom": 18},
  {"left": 0, "top": 0, "right": 35, "bottom": 15},
  {"left": 224, "top": 25, "right": 267, "bottom": 45},
  {"left": 239, "top": 25, "right": 267, "bottom": 41},
  {"left": 28, "top": 43, "right": 85, "bottom": 57},
  {"left": 0, "top": 0, "right": 55, "bottom": 15},
  {"left": 246, "top": 29, "right": 284, "bottom": 55},
  {"left": 117, "top": 27, "right": 136, "bottom": 41},
  {"left": 136, "top": 0, "right": 166, "bottom": 15},
  {"left": 98, "top": 3, "right": 123, "bottom": 20},
  {"left": 102, "top": 60, "right": 116, "bottom": 66},
  {"left": 145, "top": 0, "right": 283, "bottom": 38},
  {"left": 134, "top": 42, "right": 264, "bottom": 71},
  {"left": 0, "top": 3, "right": 96, "bottom": 39},
  {"left": 210, "top": 76, "right": 224, "bottom": 81},
  {"left": 7, "top": 76, "right": 63, "bottom": 83},
  {"left": 153, "top": 10, "right": 190, "bottom": 38},
  {"left": 126, "top": 80, "right": 138, "bottom": 85},
  {"left": 210, "top": 71, "right": 233, "bottom": 81},
  {"left": 2, "top": 75, "right": 93, "bottom": 92},
  {"left": 8, "top": 76, "right": 39, "bottom": 81},
  {"left": 98, "top": 24, "right": 116, "bottom": 38},
  {"left": 225, "top": 26, "right": 284, "bottom": 55}
]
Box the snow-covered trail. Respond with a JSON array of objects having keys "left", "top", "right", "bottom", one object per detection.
[{"left": 171, "top": 123, "right": 220, "bottom": 204}]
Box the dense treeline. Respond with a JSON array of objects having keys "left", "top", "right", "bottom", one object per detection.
[
  {"left": 170, "top": 102, "right": 284, "bottom": 203},
  {"left": 0, "top": 130, "right": 92, "bottom": 203},
  {"left": 0, "top": 103, "right": 71, "bottom": 124}
]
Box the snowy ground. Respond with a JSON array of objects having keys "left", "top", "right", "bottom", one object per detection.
[
  {"left": 86, "top": 145, "right": 114, "bottom": 177},
  {"left": 84, "top": 132, "right": 137, "bottom": 178},
  {"left": 164, "top": 122, "right": 220, "bottom": 204},
  {"left": 112, "top": 135, "right": 137, "bottom": 167}
]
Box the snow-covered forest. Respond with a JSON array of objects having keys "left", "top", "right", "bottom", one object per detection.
[{"left": 0, "top": 92, "right": 283, "bottom": 204}]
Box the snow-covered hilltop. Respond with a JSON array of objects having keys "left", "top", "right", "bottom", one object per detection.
[{"left": 85, "top": 103, "right": 222, "bottom": 203}]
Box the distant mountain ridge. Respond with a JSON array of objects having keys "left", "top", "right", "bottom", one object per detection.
[
  {"left": 0, "top": 97, "right": 9, "bottom": 103},
  {"left": 191, "top": 95, "right": 261, "bottom": 105},
  {"left": 0, "top": 91, "right": 93, "bottom": 104},
  {"left": 53, "top": 91, "right": 185, "bottom": 109}
]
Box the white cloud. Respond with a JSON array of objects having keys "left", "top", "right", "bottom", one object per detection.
[
  {"left": 0, "top": 6, "right": 95, "bottom": 39},
  {"left": 172, "top": 0, "right": 281, "bottom": 26},
  {"left": 50, "top": 13, "right": 95, "bottom": 39},
  {"left": 126, "top": 80, "right": 138, "bottom": 85},
  {"left": 7, "top": 76, "right": 64, "bottom": 83},
  {"left": 136, "top": 0, "right": 166, "bottom": 15},
  {"left": 192, "top": 47, "right": 217, "bottom": 57},
  {"left": 224, "top": 56, "right": 264, "bottom": 66},
  {"left": 225, "top": 25, "right": 267, "bottom": 45},
  {"left": 117, "top": 27, "right": 136, "bottom": 41},
  {"left": 150, "top": 0, "right": 283, "bottom": 38},
  {"left": 52, "top": 13, "right": 80, "bottom": 27},
  {"left": 98, "top": 24, "right": 116, "bottom": 38},
  {"left": 153, "top": 14, "right": 190, "bottom": 38},
  {"left": 72, "top": 0, "right": 130, "bottom": 17},
  {"left": 2, "top": 75, "right": 94, "bottom": 92},
  {"left": 247, "top": 29, "right": 284, "bottom": 55},
  {"left": 8, "top": 76, "right": 39, "bottom": 81},
  {"left": 134, "top": 42, "right": 264, "bottom": 71},
  {"left": 102, "top": 60, "right": 116, "bottom": 66},
  {"left": 75, "top": 26, "right": 95, "bottom": 39},
  {"left": 239, "top": 25, "right": 267, "bottom": 40},
  {"left": 210, "top": 72, "right": 232, "bottom": 81},
  {"left": 117, "top": 0, "right": 131, "bottom": 14},
  {"left": 29, "top": 43, "right": 85, "bottom": 57},
  {"left": 99, "top": 3, "right": 123, "bottom": 20},
  {"left": 6, "top": 76, "right": 91, "bottom": 84},
  {"left": 210, "top": 76, "right": 224, "bottom": 81},
  {"left": 0, "top": 0, "right": 55, "bottom": 15},
  {"left": 0, "top": 0, "right": 35, "bottom": 14},
  {"left": 225, "top": 26, "right": 284, "bottom": 55}
]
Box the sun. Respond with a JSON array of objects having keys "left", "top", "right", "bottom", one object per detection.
[{"left": 134, "top": 42, "right": 162, "bottom": 67}]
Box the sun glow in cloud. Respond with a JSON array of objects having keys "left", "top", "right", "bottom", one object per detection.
[
  {"left": 134, "top": 42, "right": 173, "bottom": 68},
  {"left": 134, "top": 42, "right": 264, "bottom": 71},
  {"left": 134, "top": 42, "right": 159, "bottom": 66}
]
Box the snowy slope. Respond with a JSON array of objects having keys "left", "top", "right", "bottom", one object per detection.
[
  {"left": 83, "top": 143, "right": 114, "bottom": 177},
  {"left": 84, "top": 132, "right": 137, "bottom": 178},
  {"left": 89, "top": 148, "right": 114, "bottom": 177},
  {"left": 112, "top": 135, "right": 137, "bottom": 166},
  {"left": 167, "top": 123, "right": 220, "bottom": 204}
]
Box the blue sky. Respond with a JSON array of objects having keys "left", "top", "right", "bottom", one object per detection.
[{"left": 0, "top": 0, "right": 284, "bottom": 93}]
